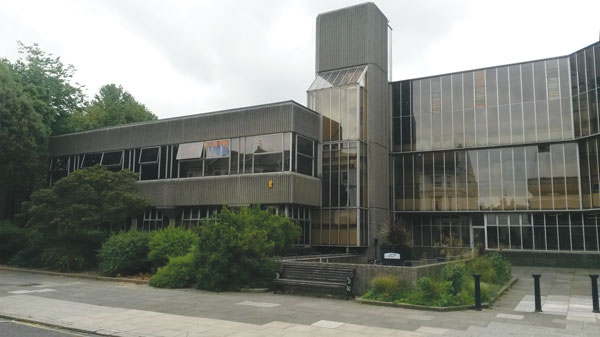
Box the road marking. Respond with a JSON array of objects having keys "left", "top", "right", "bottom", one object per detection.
[
  {"left": 8, "top": 288, "right": 56, "bottom": 294},
  {"left": 311, "top": 320, "right": 344, "bottom": 328},
  {"left": 235, "top": 300, "right": 280, "bottom": 308}
]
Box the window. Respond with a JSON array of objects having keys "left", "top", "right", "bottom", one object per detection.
[
  {"left": 296, "top": 135, "right": 314, "bottom": 176},
  {"left": 139, "top": 147, "right": 160, "bottom": 180},
  {"left": 50, "top": 156, "right": 69, "bottom": 184},
  {"left": 251, "top": 134, "right": 284, "bottom": 173},
  {"left": 142, "top": 209, "right": 166, "bottom": 230},
  {"left": 101, "top": 151, "right": 123, "bottom": 171},
  {"left": 139, "top": 147, "right": 159, "bottom": 163},
  {"left": 177, "top": 142, "right": 204, "bottom": 160},
  {"left": 81, "top": 153, "right": 102, "bottom": 168}
]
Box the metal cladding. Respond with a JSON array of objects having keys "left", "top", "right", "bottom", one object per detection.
[
  {"left": 49, "top": 101, "right": 319, "bottom": 156},
  {"left": 316, "top": 2, "right": 388, "bottom": 73}
]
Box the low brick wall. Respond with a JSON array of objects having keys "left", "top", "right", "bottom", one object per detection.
[
  {"left": 276, "top": 258, "right": 471, "bottom": 296},
  {"left": 497, "top": 250, "right": 600, "bottom": 269}
]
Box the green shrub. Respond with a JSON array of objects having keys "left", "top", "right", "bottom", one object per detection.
[
  {"left": 97, "top": 230, "right": 151, "bottom": 276},
  {"left": 41, "top": 246, "right": 87, "bottom": 272},
  {"left": 441, "top": 261, "right": 466, "bottom": 295},
  {"left": 149, "top": 253, "right": 196, "bottom": 288},
  {"left": 370, "top": 276, "right": 403, "bottom": 296},
  {"left": 488, "top": 253, "right": 511, "bottom": 284},
  {"left": 148, "top": 225, "right": 198, "bottom": 268},
  {"left": 8, "top": 247, "right": 43, "bottom": 268},
  {"left": 468, "top": 256, "right": 497, "bottom": 284},
  {"left": 0, "top": 221, "right": 28, "bottom": 263},
  {"left": 416, "top": 277, "right": 435, "bottom": 298},
  {"left": 194, "top": 206, "right": 298, "bottom": 291}
]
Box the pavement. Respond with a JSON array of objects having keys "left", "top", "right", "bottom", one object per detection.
[
  {"left": 0, "top": 319, "right": 95, "bottom": 337},
  {"left": 0, "top": 266, "right": 599, "bottom": 336}
]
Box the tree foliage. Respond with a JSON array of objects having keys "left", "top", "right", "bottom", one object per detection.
[
  {"left": 0, "top": 60, "right": 48, "bottom": 219},
  {"left": 11, "top": 41, "right": 86, "bottom": 136},
  {"left": 193, "top": 206, "right": 300, "bottom": 291},
  {"left": 0, "top": 42, "right": 156, "bottom": 220},
  {"left": 72, "top": 84, "right": 156, "bottom": 131},
  {"left": 148, "top": 225, "right": 199, "bottom": 268},
  {"left": 21, "top": 165, "right": 149, "bottom": 236}
]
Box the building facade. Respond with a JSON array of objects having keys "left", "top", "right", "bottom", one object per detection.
[{"left": 48, "top": 3, "right": 600, "bottom": 259}]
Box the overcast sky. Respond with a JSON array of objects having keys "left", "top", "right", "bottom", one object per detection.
[{"left": 1, "top": 0, "right": 599, "bottom": 119}]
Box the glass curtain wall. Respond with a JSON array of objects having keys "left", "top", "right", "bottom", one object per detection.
[
  {"left": 392, "top": 57, "right": 574, "bottom": 152},
  {"left": 307, "top": 66, "right": 368, "bottom": 247},
  {"left": 571, "top": 44, "right": 600, "bottom": 138},
  {"left": 393, "top": 143, "right": 580, "bottom": 212},
  {"left": 405, "top": 212, "right": 599, "bottom": 252}
]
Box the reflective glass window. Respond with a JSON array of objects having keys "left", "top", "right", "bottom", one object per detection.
[
  {"left": 254, "top": 153, "right": 282, "bottom": 173},
  {"left": 81, "top": 153, "right": 102, "bottom": 168},
  {"left": 497, "top": 67, "right": 509, "bottom": 106},
  {"left": 509, "top": 65, "right": 522, "bottom": 104},
  {"left": 253, "top": 134, "right": 282, "bottom": 153},
  {"left": 522, "top": 63, "right": 534, "bottom": 102},
  {"left": 486, "top": 68, "right": 497, "bottom": 107},
  {"left": 101, "top": 151, "right": 123, "bottom": 167},
  {"left": 139, "top": 147, "right": 159, "bottom": 163}
]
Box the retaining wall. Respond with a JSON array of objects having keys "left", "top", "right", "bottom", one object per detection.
[{"left": 276, "top": 257, "right": 471, "bottom": 296}]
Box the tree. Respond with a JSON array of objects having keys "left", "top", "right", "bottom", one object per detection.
[
  {"left": 194, "top": 206, "right": 300, "bottom": 291},
  {"left": 22, "top": 165, "right": 149, "bottom": 235},
  {"left": 11, "top": 41, "right": 86, "bottom": 135},
  {"left": 1, "top": 42, "right": 86, "bottom": 219},
  {"left": 0, "top": 61, "right": 48, "bottom": 219},
  {"left": 73, "top": 84, "right": 156, "bottom": 131},
  {"left": 17, "top": 166, "right": 149, "bottom": 271}
]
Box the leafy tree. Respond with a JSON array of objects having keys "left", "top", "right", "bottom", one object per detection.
[
  {"left": 21, "top": 165, "right": 149, "bottom": 235},
  {"left": 17, "top": 166, "right": 149, "bottom": 271},
  {"left": 11, "top": 41, "right": 86, "bottom": 135},
  {"left": 0, "top": 61, "right": 48, "bottom": 219},
  {"left": 194, "top": 206, "right": 300, "bottom": 291},
  {"left": 73, "top": 84, "right": 156, "bottom": 131}
]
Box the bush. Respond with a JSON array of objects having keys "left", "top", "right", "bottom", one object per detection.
[
  {"left": 149, "top": 253, "right": 196, "bottom": 288},
  {"left": 441, "top": 262, "right": 466, "bottom": 295},
  {"left": 194, "top": 206, "right": 299, "bottom": 291},
  {"left": 468, "top": 256, "right": 497, "bottom": 284},
  {"left": 148, "top": 225, "right": 198, "bottom": 268},
  {"left": 370, "top": 276, "right": 403, "bottom": 296},
  {"left": 97, "top": 230, "right": 151, "bottom": 276},
  {"left": 8, "top": 247, "right": 43, "bottom": 268},
  {"left": 0, "top": 221, "right": 28, "bottom": 263},
  {"left": 489, "top": 253, "right": 511, "bottom": 284},
  {"left": 41, "top": 246, "right": 87, "bottom": 272}
]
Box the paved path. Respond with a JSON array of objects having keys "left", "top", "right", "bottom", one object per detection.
[
  {"left": 0, "top": 319, "right": 95, "bottom": 337},
  {"left": 0, "top": 266, "right": 599, "bottom": 336}
]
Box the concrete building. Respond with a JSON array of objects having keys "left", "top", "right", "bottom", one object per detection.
[{"left": 49, "top": 3, "right": 600, "bottom": 262}]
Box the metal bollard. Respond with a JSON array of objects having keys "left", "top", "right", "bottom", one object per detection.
[
  {"left": 473, "top": 274, "right": 481, "bottom": 311},
  {"left": 532, "top": 274, "right": 542, "bottom": 312},
  {"left": 591, "top": 275, "right": 599, "bottom": 313}
]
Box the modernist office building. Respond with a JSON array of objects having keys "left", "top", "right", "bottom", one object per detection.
[{"left": 48, "top": 3, "right": 600, "bottom": 259}]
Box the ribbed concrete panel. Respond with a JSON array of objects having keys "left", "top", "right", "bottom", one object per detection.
[
  {"left": 366, "top": 65, "right": 389, "bottom": 148},
  {"left": 367, "top": 143, "right": 389, "bottom": 209},
  {"left": 49, "top": 101, "right": 319, "bottom": 156},
  {"left": 136, "top": 173, "right": 320, "bottom": 208},
  {"left": 316, "top": 3, "right": 388, "bottom": 73},
  {"left": 291, "top": 174, "right": 321, "bottom": 206},
  {"left": 292, "top": 105, "right": 320, "bottom": 141}
]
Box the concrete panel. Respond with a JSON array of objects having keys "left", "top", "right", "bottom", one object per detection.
[
  {"left": 366, "top": 66, "right": 389, "bottom": 148},
  {"left": 316, "top": 3, "right": 388, "bottom": 73},
  {"left": 367, "top": 143, "right": 389, "bottom": 209},
  {"left": 136, "top": 173, "right": 320, "bottom": 208},
  {"left": 49, "top": 101, "right": 319, "bottom": 156}
]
